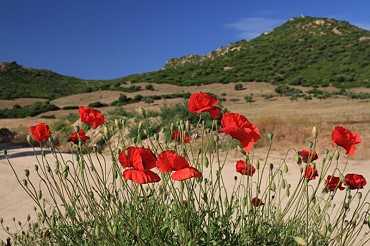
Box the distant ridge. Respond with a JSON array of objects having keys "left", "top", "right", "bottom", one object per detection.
[
  {"left": 2, "top": 16, "right": 370, "bottom": 99},
  {"left": 122, "top": 16, "right": 370, "bottom": 88}
]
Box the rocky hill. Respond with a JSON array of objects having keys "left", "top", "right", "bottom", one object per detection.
[{"left": 122, "top": 16, "right": 370, "bottom": 88}]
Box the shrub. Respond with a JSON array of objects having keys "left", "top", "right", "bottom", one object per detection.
[{"left": 88, "top": 101, "right": 108, "bottom": 108}]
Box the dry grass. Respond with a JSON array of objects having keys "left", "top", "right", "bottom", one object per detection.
[{"left": 1, "top": 82, "right": 370, "bottom": 159}]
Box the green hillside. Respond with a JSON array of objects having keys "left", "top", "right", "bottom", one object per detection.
[
  {"left": 0, "top": 62, "right": 109, "bottom": 100},
  {"left": 2, "top": 16, "right": 370, "bottom": 100},
  {"left": 122, "top": 16, "right": 370, "bottom": 88}
]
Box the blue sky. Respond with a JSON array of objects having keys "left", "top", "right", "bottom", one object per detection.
[{"left": 1, "top": 0, "right": 370, "bottom": 80}]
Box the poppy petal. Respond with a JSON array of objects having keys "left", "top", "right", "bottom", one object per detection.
[
  {"left": 171, "top": 167, "right": 202, "bottom": 181},
  {"left": 123, "top": 169, "right": 161, "bottom": 184},
  {"left": 157, "top": 150, "right": 189, "bottom": 173}
]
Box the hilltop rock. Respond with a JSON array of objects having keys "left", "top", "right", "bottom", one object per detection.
[{"left": 0, "top": 61, "right": 23, "bottom": 72}]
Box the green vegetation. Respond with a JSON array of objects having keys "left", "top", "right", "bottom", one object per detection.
[
  {"left": 121, "top": 16, "right": 370, "bottom": 88},
  {"left": 2, "top": 16, "right": 370, "bottom": 101},
  {"left": 0, "top": 101, "right": 60, "bottom": 118}
]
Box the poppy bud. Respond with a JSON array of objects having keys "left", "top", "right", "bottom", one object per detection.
[
  {"left": 312, "top": 126, "right": 318, "bottom": 140},
  {"left": 203, "top": 156, "right": 209, "bottom": 168},
  {"left": 95, "top": 224, "right": 100, "bottom": 237},
  {"left": 24, "top": 169, "right": 30, "bottom": 177},
  {"left": 294, "top": 153, "right": 302, "bottom": 165},
  {"left": 50, "top": 214, "right": 55, "bottom": 228},
  {"left": 22, "top": 179, "right": 28, "bottom": 187},
  {"left": 112, "top": 225, "right": 118, "bottom": 237},
  {"left": 179, "top": 123, "right": 185, "bottom": 131},
  {"left": 254, "top": 159, "right": 260, "bottom": 170},
  {"left": 281, "top": 179, "right": 286, "bottom": 189},
  {"left": 37, "top": 190, "right": 42, "bottom": 200},
  {"left": 138, "top": 122, "right": 143, "bottom": 131},
  {"left": 334, "top": 149, "right": 340, "bottom": 160},
  {"left": 284, "top": 164, "right": 288, "bottom": 173},
  {"left": 139, "top": 107, "right": 146, "bottom": 118},
  {"left": 357, "top": 192, "right": 362, "bottom": 200},
  {"left": 234, "top": 176, "right": 237, "bottom": 181},
  {"left": 114, "top": 118, "right": 119, "bottom": 128},
  {"left": 93, "top": 145, "right": 97, "bottom": 153},
  {"left": 322, "top": 224, "right": 328, "bottom": 236},
  {"left": 268, "top": 132, "right": 273, "bottom": 141},
  {"left": 269, "top": 163, "right": 274, "bottom": 170},
  {"left": 4, "top": 149, "right": 7, "bottom": 156},
  {"left": 104, "top": 126, "right": 109, "bottom": 139},
  {"left": 26, "top": 134, "right": 32, "bottom": 145},
  {"left": 339, "top": 173, "right": 346, "bottom": 183},
  {"left": 185, "top": 120, "right": 190, "bottom": 132},
  {"left": 213, "top": 135, "right": 219, "bottom": 143},
  {"left": 286, "top": 187, "right": 290, "bottom": 197},
  {"left": 242, "top": 197, "right": 247, "bottom": 207},
  {"left": 153, "top": 133, "right": 159, "bottom": 141},
  {"left": 270, "top": 182, "right": 276, "bottom": 192},
  {"left": 0, "top": 218, "right": 3, "bottom": 224}
]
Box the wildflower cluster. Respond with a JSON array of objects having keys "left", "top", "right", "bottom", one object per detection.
[{"left": 2, "top": 92, "right": 369, "bottom": 245}]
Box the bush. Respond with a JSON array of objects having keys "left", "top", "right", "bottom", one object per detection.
[
  {"left": 88, "top": 101, "right": 108, "bottom": 108},
  {"left": 234, "top": 83, "right": 244, "bottom": 91}
]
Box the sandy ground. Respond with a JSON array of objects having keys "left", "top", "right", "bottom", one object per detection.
[{"left": 1, "top": 143, "right": 369, "bottom": 244}]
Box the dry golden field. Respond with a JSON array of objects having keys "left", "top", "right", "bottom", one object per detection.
[{"left": 1, "top": 82, "right": 370, "bottom": 159}]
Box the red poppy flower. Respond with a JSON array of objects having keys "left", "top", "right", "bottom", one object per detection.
[
  {"left": 251, "top": 197, "right": 264, "bottom": 207},
  {"left": 118, "top": 147, "right": 160, "bottom": 184},
  {"left": 188, "top": 92, "right": 221, "bottom": 119},
  {"left": 67, "top": 129, "right": 90, "bottom": 144},
  {"left": 118, "top": 147, "right": 157, "bottom": 170},
  {"left": 304, "top": 165, "right": 318, "bottom": 180},
  {"left": 298, "top": 150, "right": 318, "bottom": 163},
  {"left": 29, "top": 123, "right": 52, "bottom": 143},
  {"left": 324, "top": 175, "right": 344, "bottom": 191},
  {"left": 156, "top": 150, "right": 202, "bottom": 181},
  {"left": 78, "top": 106, "right": 105, "bottom": 128},
  {"left": 331, "top": 126, "right": 361, "bottom": 156},
  {"left": 171, "top": 130, "right": 190, "bottom": 143},
  {"left": 345, "top": 174, "right": 367, "bottom": 189},
  {"left": 236, "top": 160, "right": 256, "bottom": 176},
  {"left": 219, "top": 113, "right": 261, "bottom": 152}
]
